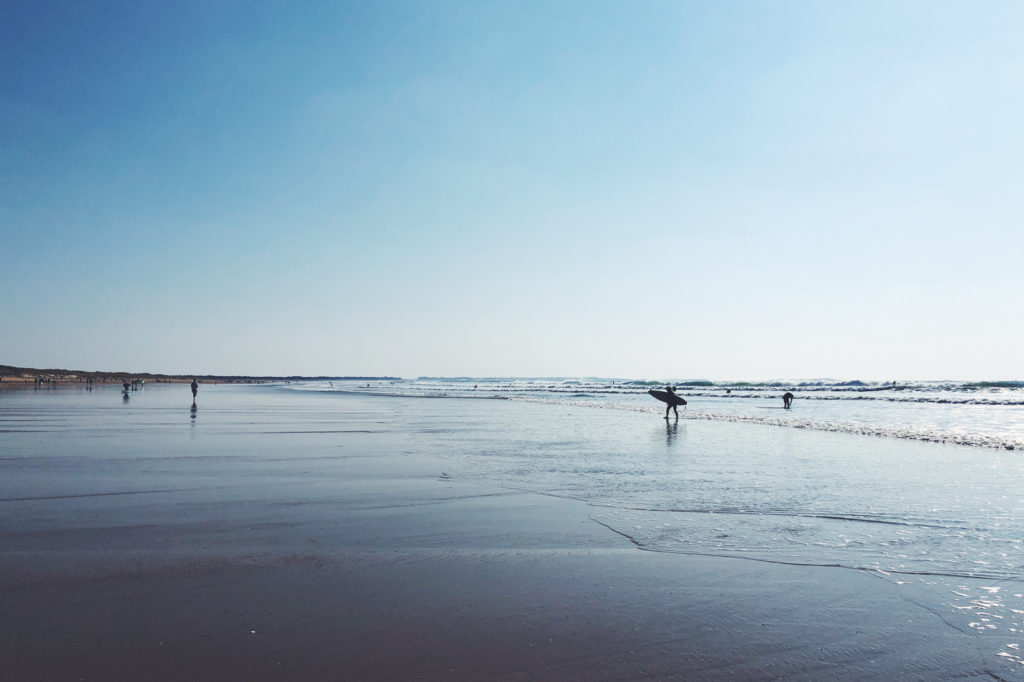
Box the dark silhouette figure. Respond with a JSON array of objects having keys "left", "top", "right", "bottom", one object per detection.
[
  {"left": 191, "top": 379, "right": 198, "bottom": 405},
  {"left": 664, "top": 386, "right": 685, "bottom": 419},
  {"left": 783, "top": 392, "right": 794, "bottom": 409}
]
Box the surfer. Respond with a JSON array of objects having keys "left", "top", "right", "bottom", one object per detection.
[
  {"left": 664, "top": 386, "right": 681, "bottom": 419},
  {"left": 191, "top": 379, "right": 198, "bottom": 404},
  {"left": 783, "top": 392, "right": 794, "bottom": 409}
]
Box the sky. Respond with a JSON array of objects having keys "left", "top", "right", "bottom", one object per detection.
[{"left": 2, "top": 1, "right": 1022, "bottom": 380}]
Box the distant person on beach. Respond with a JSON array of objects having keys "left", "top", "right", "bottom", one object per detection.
[
  {"left": 191, "top": 379, "right": 198, "bottom": 403},
  {"left": 783, "top": 392, "right": 794, "bottom": 409}
]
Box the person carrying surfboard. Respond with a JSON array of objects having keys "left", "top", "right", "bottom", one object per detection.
[
  {"left": 664, "top": 386, "right": 682, "bottom": 419},
  {"left": 647, "top": 386, "right": 687, "bottom": 417}
]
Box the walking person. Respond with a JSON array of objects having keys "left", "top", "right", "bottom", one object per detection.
[{"left": 664, "top": 386, "right": 684, "bottom": 419}]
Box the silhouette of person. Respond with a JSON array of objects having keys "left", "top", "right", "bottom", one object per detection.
[
  {"left": 191, "top": 379, "right": 198, "bottom": 404},
  {"left": 664, "top": 386, "right": 685, "bottom": 419},
  {"left": 783, "top": 392, "right": 794, "bottom": 409}
]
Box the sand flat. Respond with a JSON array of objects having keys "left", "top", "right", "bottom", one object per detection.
[{"left": 0, "top": 384, "right": 1008, "bottom": 680}]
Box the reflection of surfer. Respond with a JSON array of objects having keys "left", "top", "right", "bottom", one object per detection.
[
  {"left": 665, "top": 418, "right": 678, "bottom": 444},
  {"left": 783, "top": 392, "right": 794, "bottom": 409},
  {"left": 664, "top": 386, "right": 681, "bottom": 419},
  {"left": 191, "top": 379, "right": 198, "bottom": 404}
]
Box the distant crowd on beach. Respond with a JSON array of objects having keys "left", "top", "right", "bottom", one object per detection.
[
  {"left": 0, "top": 373, "right": 268, "bottom": 387},
  {"left": 2, "top": 374, "right": 192, "bottom": 386}
]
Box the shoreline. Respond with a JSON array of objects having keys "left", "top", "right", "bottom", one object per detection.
[
  {"left": 0, "top": 481, "right": 991, "bottom": 679},
  {"left": 0, "top": 362, "right": 400, "bottom": 385},
  {"left": 1, "top": 386, "right": 1019, "bottom": 680}
]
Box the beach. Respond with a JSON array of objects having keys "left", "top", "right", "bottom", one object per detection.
[{"left": 2, "top": 383, "right": 1020, "bottom": 680}]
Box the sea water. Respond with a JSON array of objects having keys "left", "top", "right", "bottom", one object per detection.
[
  {"left": 289, "top": 377, "right": 1024, "bottom": 670},
  {"left": 300, "top": 377, "right": 1024, "bottom": 450},
  {"left": 5, "top": 379, "right": 1024, "bottom": 673}
]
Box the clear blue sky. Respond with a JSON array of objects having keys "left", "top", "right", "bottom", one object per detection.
[{"left": 2, "top": 1, "right": 1022, "bottom": 380}]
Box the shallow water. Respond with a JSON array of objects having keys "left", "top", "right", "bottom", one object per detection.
[
  {"left": 4, "top": 382, "right": 1024, "bottom": 672},
  {"left": 383, "top": 388, "right": 1024, "bottom": 670},
  {"left": 294, "top": 377, "right": 1024, "bottom": 450}
]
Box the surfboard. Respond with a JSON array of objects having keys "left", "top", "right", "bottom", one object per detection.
[{"left": 648, "top": 389, "right": 687, "bottom": 406}]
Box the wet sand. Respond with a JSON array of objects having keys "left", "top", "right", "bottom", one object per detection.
[{"left": 0, "top": 385, "right": 1003, "bottom": 680}]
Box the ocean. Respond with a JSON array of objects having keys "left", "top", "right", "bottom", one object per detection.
[
  {"left": 292, "top": 377, "right": 1024, "bottom": 450},
  {"left": 283, "top": 376, "right": 1024, "bottom": 668},
  {"left": 4, "top": 378, "right": 1024, "bottom": 672}
]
